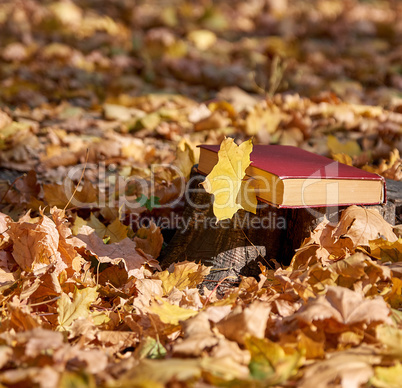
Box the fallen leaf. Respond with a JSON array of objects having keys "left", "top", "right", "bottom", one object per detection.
[
  {"left": 298, "top": 346, "right": 380, "bottom": 388},
  {"left": 155, "top": 261, "right": 210, "bottom": 296},
  {"left": 333, "top": 206, "right": 398, "bottom": 247},
  {"left": 57, "top": 287, "right": 98, "bottom": 330},
  {"left": 134, "top": 221, "right": 163, "bottom": 259},
  {"left": 7, "top": 211, "right": 67, "bottom": 274},
  {"left": 216, "top": 301, "right": 271, "bottom": 345},
  {"left": 369, "top": 238, "right": 402, "bottom": 263},
  {"left": 370, "top": 362, "right": 402, "bottom": 388},
  {"left": 245, "top": 104, "right": 282, "bottom": 136},
  {"left": 174, "top": 138, "right": 196, "bottom": 179},
  {"left": 87, "top": 213, "right": 128, "bottom": 243},
  {"left": 117, "top": 358, "right": 201, "bottom": 386},
  {"left": 245, "top": 336, "right": 302, "bottom": 384},
  {"left": 148, "top": 298, "right": 198, "bottom": 325},
  {"left": 327, "top": 135, "right": 361, "bottom": 157},
  {"left": 173, "top": 311, "right": 219, "bottom": 356},
  {"left": 194, "top": 110, "right": 230, "bottom": 132},
  {"left": 293, "top": 286, "right": 392, "bottom": 330},
  {"left": 76, "top": 225, "right": 159, "bottom": 275}
]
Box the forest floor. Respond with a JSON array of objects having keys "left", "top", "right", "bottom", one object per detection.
[{"left": 0, "top": 1, "right": 402, "bottom": 387}]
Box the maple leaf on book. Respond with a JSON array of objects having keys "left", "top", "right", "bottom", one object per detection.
[
  {"left": 198, "top": 144, "right": 386, "bottom": 208},
  {"left": 200, "top": 138, "right": 257, "bottom": 222}
]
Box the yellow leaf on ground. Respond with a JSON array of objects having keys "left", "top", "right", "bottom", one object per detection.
[
  {"left": 155, "top": 261, "right": 210, "bottom": 296},
  {"left": 57, "top": 287, "right": 98, "bottom": 330},
  {"left": 201, "top": 138, "right": 256, "bottom": 221},
  {"left": 246, "top": 336, "right": 302, "bottom": 384},
  {"left": 369, "top": 238, "right": 402, "bottom": 263},
  {"left": 175, "top": 138, "right": 196, "bottom": 179},
  {"left": 246, "top": 104, "right": 282, "bottom": 136},
  {"left": 327, "top": 135, "right": 361, "bottom": 157},
  {"left": 148, "top": 298, "right": 198, "bottom": 325},
  {"left": 332, "top": 153, "right": 353, "bottom": 166},
  {"left": 371, "top": 362, "right": 402, "bottom": 388},
  {"left": 87, "top": 214, "right": 128, "bottom": 243}
]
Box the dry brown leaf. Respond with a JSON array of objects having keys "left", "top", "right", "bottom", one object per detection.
[
  {"left": 134, "top": 221, "right": 163, "bottom": 259},
  {"left": 7, "top": 297, "right": 42, "bottom": 332},
  {"left": 333, "top": 206, "right": 397, "bottom": 247},
  {"left": 22, "top": 328, "right": 64, "bottom": 358},
  {"left": 299, "top": 346, "right": 380, "bottom": 388},
  {"left": 133, "top": 278, "right": 163, "bottom": 308},
  {"left": 194, "top": 110, "right": 230, "bottom": 131},
  {"left": 76, "top": 225, "right": 159, "bottom": 276},
  {"left": 7, "top": 211, "right": 67, "bottom": 274},
  {"left": 173, "top": 311, "right": 219, "bottom": 356},
  {"left": 54, "top": 346, "right": 108, "bottom": 375},
  {"left": 216, "top": 301, "right": 271, "bottom": 344},
  {"left": 0, "top": 366, "right": 60, "bottom": 388},
  {"left": 51, "top": 208, "right": 80, "bottom": 271},
  {"left": 0, "top": 213, "right": 11, "bottom": 250},
  {"left": 96, "top": 331, "right": 139, "bottom": 353},
  {"left": 0, "top": 252, "right": 16, "bottom": 285},
  {"left": 293, "top": 286, "right": 392, "bottom": 330}
]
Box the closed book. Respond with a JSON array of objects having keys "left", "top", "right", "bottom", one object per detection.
[{"left": 197, "top": 144, "right": 386, "bottom": 208}]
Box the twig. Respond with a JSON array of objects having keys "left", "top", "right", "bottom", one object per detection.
[
  {"left": 240, "top": 228, "right": 274, "bottom": 269},
  {"left": 63, "top": 148, "right": 89, "bottom": 211},
  {"left": 203, "top": 275, "right": 237, "bottom": 306},
  {"left": 28, "top": 296, "right": 60, "bottom": 307}
]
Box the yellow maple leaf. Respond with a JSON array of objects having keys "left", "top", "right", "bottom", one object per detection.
[
  {"left": 155, "top": 261, "right": 210, "bottom": 296},
  {"left": 57, "top": 287, "right": 98, "bottom": 330},
  {"left": 148, "top": 298, "right": 198, "bottom": 325},
  {"left": 87, "top": 213, "right": 128, "bottom": 243},
  {"left": 201, "top": 138, "right": 256, "bottom": 221}
]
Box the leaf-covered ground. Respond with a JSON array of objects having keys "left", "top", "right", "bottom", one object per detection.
[{"left": 0, "top": 0, "right": 402, "bottom": 387}]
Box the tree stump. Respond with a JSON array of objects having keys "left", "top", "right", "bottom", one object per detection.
[{"left": 159, "top": 167, "right": 402, "bottom": 290}]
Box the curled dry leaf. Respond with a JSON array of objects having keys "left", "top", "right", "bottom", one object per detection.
[
  {"left": 7, "top": 211, "right": 67, "bottom": 275},
  {"left": 298, "top": 346, "right": 380, "bottom": 388},
  {"left": 293, "top": 286, "right": 392, "bottom": 330},
  {"left": 134, "top": 221, "right": 163, "bottom": 259},
  {"left": 0, "top": 213, "right": 11, "bottom": 250},
  {"left": 76, "top": 225, "right": 160, "bottom": 276},
  {"left": 333, "top": 206, "right": 397, "bottom": 247},
  {"left": 216, "top": 301, "right": 271, "bottom": 345},
  {"left": 173, "top": 311, "right": 219, "bottom": 356}
]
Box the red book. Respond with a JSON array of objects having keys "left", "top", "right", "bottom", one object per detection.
[{"left": 198, "top": 144, "right": 385, "bottom": 208}]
